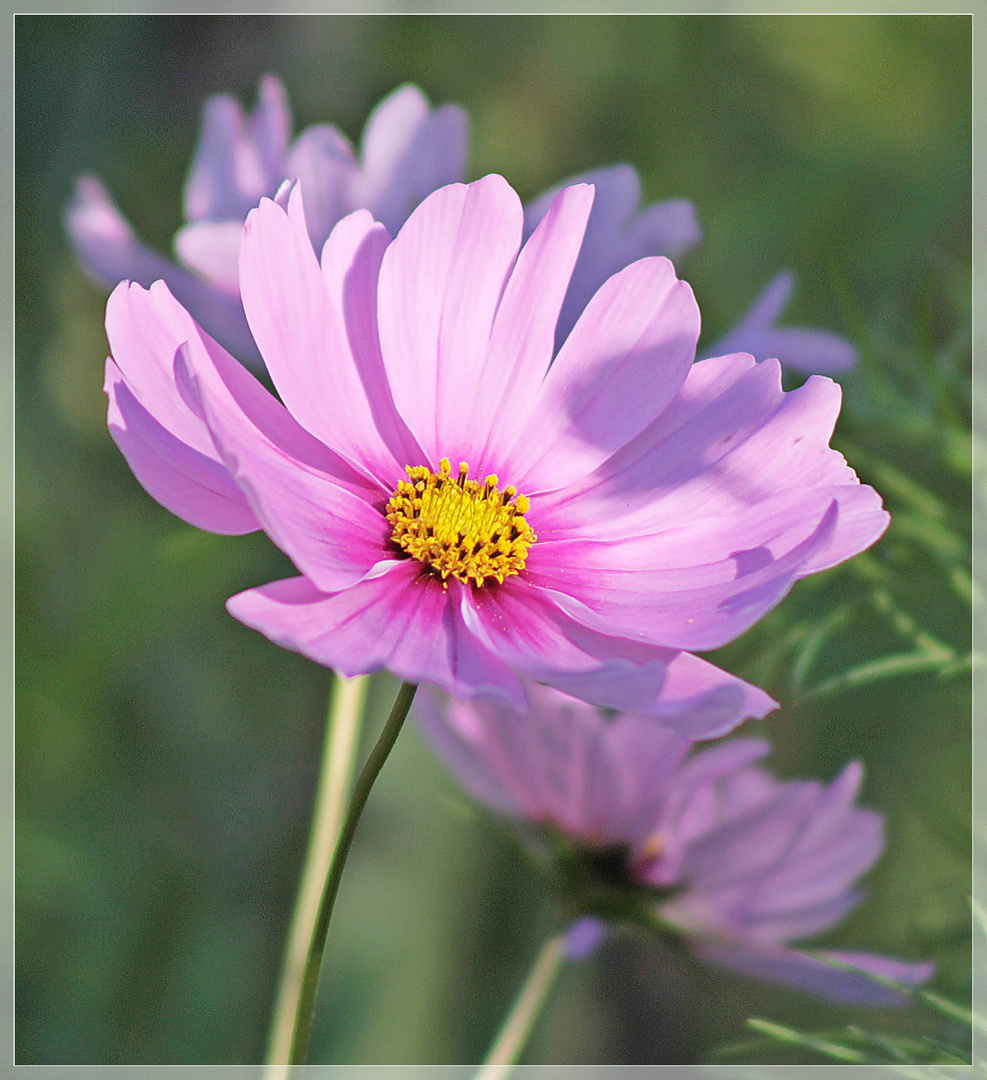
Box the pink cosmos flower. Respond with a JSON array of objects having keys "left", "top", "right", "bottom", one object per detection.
[
  {"left": 68, "top": 77, "right": 467, "bottom": 363},
  {"left": 414, "top": 682, "right": 933, "bottom": 1005},
  {"left": 103, "top": 173, "right": 888, "bottom": 733}
]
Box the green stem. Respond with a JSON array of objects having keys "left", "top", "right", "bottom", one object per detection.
[
  {"left": 263, "top": 674, "right": 369, "bottom": 1079},
  {"left": 474, "top": 932, "right": 568, "bottom": 1080},
  {"left": 286, "top": 680, "right": 417, "bottom": 1067}
]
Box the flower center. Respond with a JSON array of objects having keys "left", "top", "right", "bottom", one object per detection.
[{"left": 386, "top": 457, "right": 536, "bottom": 587}]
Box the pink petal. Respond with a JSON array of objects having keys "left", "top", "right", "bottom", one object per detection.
[
  {"left": 648, "top": 652, "right": 777, "bottom": 738},
  {"left": 173, "top": 319, "right": 388, "bottom": 593},
  {"left": 173, "top": 220, "right": 243, "bottom": 295},
  {"left": 354, "top": 84, "right": 469, "bottom": 235},
  {"left": 105, "top": 358, "right": 258, "bottom": 534},
  {"left": 183, "top": 75, "right": 290, "bottom": 223},
  {"left": 526, "top": 165, "right": 701, "bottom": 348},
  {"left": 536, "top": 356, "right": 858, "bottom": 537},
  {"left": 68, "top": 177, "right": 258, "bottom": 362},
  {"left": 705, "top": 271, "right": 857, "bottom": 375},
  {"left": 376, "top": 175, "right": 523, "bottom": 466},
  {"left": 461, "top": 183, "right": 594, "bottom": 479},
  {"left": 227, "top": 567, "right": 524, "bottom": 705},
  {"left": 238, "top": 189, "right": 416, "bottom": 484},
  {"left": 105, "top": 280, "right": 221, "bottom": 460},
  {"left": 508, "top": 257, "right": 699, "bottom": 494},
  {"left": 462, "top": 579, "right": 774, "bottom": 735},
  {"left": 694, "top": 941, "right": 932, "bottom": 1005},
  {"left": 104, "top": 279, "right": 259, "bottom": 534},
  {"left": 530, "top": 497, "right": 854, "bottom": 651}
]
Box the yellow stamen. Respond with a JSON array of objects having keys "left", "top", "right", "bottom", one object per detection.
[
  {"left": 386, "top": 457, "right": 536, "bottom": 587},
  {"left": 639, "top": 832, "right": 665, "bottom": 862}
]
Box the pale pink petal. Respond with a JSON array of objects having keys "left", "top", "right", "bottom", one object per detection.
[
  {"left": 354, "top": 84, "right": 469, "bottom": 234},
  {"left": 285, "top": 124, "right": 357, "bottom": 249},
  {"left": 415, "top": 681, "right": 695, "bottom": 846},
  {"left": 183, "top": 93, "right": 246, "bottom": 220},
  {"left": 749, "top": 327, "right": 858, "bottom": 376},
  {"left": 247, "top": 74, "right": 293, "bottom": 183},
  {"left": 674, "top": 783, "right": 823, "bottom": 890},
  {"left": 183, "top": 74, "right": 290, "bottom": 223},
  {"left": 529, "top": 497, "right": 855, "bottom": 651},
  {"left": 742, "top": 892, "right": 867, "bottom": 944},
  {"left": 463, "top": 183, "right": 594, "bottom": 478},
  {"left": 462, "top": 580, "right": 774, "bottom": 735},
  {"left": 173, "top": 322, "right": 387, "bottom": 593},
  {"left": 376, "top": 175, "right": 523, "bottom": 465},
  {"left": 105, "top": 358, "right": 257, "bottom": 534},
  {"left": 227, "top": 568, "right": 524, "bottom": 705},
  {"left": 173, "top": 220, "right": 243, "bottom": 295},
  {"left": 507, "top": 257, "right": 700, "bottom": 494},
  {"left": 421, "top": 686, "right": 619, "bottom": 835},
  {"left": 238, "top": 188, "right": 415, "bottom": 484},
  {"left": 412, "top": 688, "right": 529, "bottom": 817}
]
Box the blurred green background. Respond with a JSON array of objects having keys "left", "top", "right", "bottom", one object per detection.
[{"left": 16, "top": 13, "right": 971, "bottom": 1066}]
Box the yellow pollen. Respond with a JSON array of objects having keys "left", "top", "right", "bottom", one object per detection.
[
  {"left": 386, "top": 457, "right": 536, "bottom": 587},
  {"left": 640, "top": 832, "right": 665, "bottom": 862}
]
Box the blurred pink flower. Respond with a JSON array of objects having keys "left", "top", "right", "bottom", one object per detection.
[
  {"left": 70, "top": 77, "right": 855, "bottom": 377},
  {"left": 104, "top": 174, "right": 886, "bottom": 730},
  {"left": 68, "top": 77, "right": 467, "bottom": 363},
  {"left": 527, "top": 168, "right": 857, "bottom": 375},
  {"left": 704, "top": 270, "right": 858, "bottom": 375},
  {"left": 415, "top": 681, "right": 933, "bottom": 1005},
  {"left": 524, "top": 165, "right": 702, "bottom": 350}
]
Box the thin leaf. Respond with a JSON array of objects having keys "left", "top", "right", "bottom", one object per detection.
[{"left": 746, "top": 1018, "right": 867, "bottom": 1063}]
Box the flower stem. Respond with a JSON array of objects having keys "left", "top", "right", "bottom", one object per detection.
[
  {"left": 283, "top": 679, "right": 417, "bottom": 1069},
  {"left": 263, "top": 673, "right": 369, "bottom": 1079},
  {"left": 474, "top": 932, "right": 568, "bottom": 1080}
]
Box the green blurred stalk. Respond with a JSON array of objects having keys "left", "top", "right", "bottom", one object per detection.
[
  {"left": 474, "top": 932, "right": 567, "bottom": 1080},
  {"left": 281, "top": 679, "right": 417, "bottom": 1068},
  {"left": 263, "top": 673, "right": 369, "bottom": 1078}
]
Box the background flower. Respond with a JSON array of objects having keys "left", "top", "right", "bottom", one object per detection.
[
  {"left": 703, "top": 270, "right": 858, "bottom": 375},
  {"left": 415, "top": 682, "right": 933, "bottom": 1005},
  {"left": 69, "top": 73, "right": 856, "bottom": 381},
  {"left": 66, "top": 77, "right": 467, "bottom": 363}
]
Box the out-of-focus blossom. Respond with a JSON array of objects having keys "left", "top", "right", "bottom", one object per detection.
[
  {"left": 104, "top": 174, "right": 886, "bottom": 730},
  {"left": 703, "top": 270, "right": 858, "bottom": 375},
  {"left": 415, "top": 682, "right": 933, "bottom": 1005},
  {"left": 525, "top": 168, "right": 857, "bottom": 376},
  {"left": 524, "top": 165, "right": 702, "bottom": 350},
  {"left": 70, "top": 77, "right": 855, "bottom": 377},
  {"left": 68, "top": 77, "right": 467, "bottom": 363}
]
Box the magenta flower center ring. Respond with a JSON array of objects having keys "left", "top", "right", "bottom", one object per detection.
[{"left": 385, "top": 457, "right": 537, "bottom": 588}]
